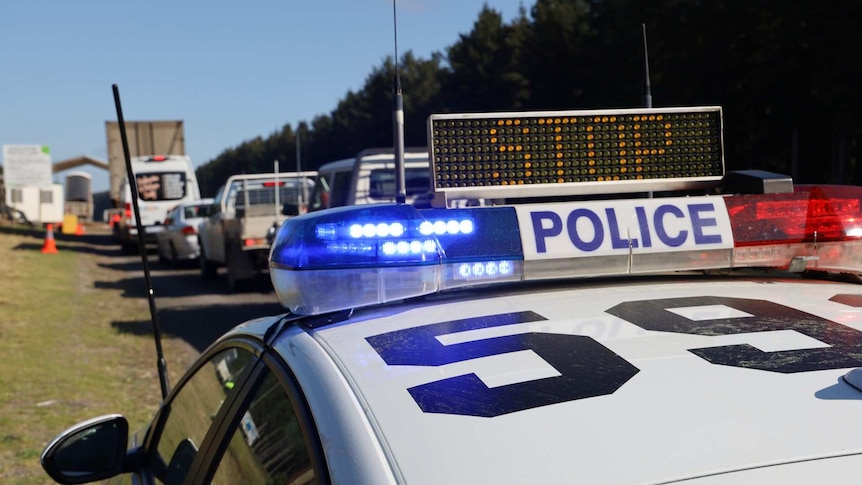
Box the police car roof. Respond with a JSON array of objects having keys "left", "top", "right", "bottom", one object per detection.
[
  {"left": 257, "top": 106, "right": 862, "bottom": 482},
  {"left": 237, "top": 273, "right": 862, "bottom": 484}
]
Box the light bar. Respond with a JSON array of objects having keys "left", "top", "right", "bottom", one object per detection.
[
  {"left": 269, "top": 204, "right": 522, "bottom": 315},
  {"left": 269, "top": 185, "right": 862, "bottom": 316},
  {"left": 427, "top": 106, "right": 724, "bottom": 205}
]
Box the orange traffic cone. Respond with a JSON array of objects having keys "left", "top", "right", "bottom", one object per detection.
[
  {"left": 42, "top": 224, "right": 58, "bottom": 254},
  {"left": 75, "top": 223, "right": 84, "bottom": 236}
]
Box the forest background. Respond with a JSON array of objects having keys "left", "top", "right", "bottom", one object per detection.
[{"left": 195, "top": 0, "right": 861, "bottom": 196}]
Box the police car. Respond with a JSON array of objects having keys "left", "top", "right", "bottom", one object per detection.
[{"left": 42, "top": 107, "right": 862, "bottom": 484}]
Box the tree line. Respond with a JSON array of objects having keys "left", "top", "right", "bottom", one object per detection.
[{"left": 195, "top": 0, "right": 861, "bottom": 196}]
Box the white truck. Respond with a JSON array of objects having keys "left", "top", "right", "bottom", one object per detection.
[
  {"left": 113, "top": 154, "right": 201, "bottom": 253},
  {"left": 104, "top": 121, "right": 195, "bottom": 251},
  {"left": 198, "top": 171, "right": 316, "bottom": 291},
  {"left": 106, "top": 120, "right": 186, "bottom": 210}
]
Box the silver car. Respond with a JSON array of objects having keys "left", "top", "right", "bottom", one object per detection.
[{"left": 156, "top": 198, "right": 213, "bottom": 265}]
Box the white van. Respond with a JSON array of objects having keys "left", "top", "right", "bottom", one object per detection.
[
  {"left": 114, "top": 154, "right": 201, "bottom": 251},
  {"left": 308, "top": 147, "right": 431, "bottom": 211}
]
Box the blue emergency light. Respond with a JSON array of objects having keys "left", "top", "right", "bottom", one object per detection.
[{"left": 269, "top": 204, "right": 524, "bottom": 315}]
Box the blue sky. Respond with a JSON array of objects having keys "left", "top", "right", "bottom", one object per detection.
[{"left": 1, "top": 0, "right": 532, "bottom": 192}]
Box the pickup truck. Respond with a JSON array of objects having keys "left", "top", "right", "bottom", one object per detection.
[{"left": 198, "top": 172, "right": 316, "bottom": 291}]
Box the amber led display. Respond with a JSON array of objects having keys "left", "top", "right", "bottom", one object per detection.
[{"left": 428, "top": 107, "right": 724, "bottom": 195}]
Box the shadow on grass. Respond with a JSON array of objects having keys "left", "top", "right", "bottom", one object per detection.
[
  {"left": 0, "top": 224, "right": 43, "bottom": 239},
  {"left": 112, "top": 302, "right": 286, "bottom": 353},
  {"left": 98, "top": 258, "right": 162, "bottom": 273},
  {"left": 95, "top": 273, "right": 276, "bottom": 298},
  {"left": 4, "top": 225, "right": 122, "bottom": 257}
]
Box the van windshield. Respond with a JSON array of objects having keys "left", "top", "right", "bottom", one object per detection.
[
  {"left": 136, "top": 172, "right": 187, "bottom": 201},
  {"left": 368, "top": 167, "right": 430, "bottom": 200}
]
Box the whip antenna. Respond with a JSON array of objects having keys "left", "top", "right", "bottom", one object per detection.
[
  {"left": 112, "top": 84, "right": 170, "bottom": 399},
  {"left": 641, "top": 23, "right": 653, "bottom": 108},
  {"left": 392, "top": 0, "right": 406, "bottom": 203}
]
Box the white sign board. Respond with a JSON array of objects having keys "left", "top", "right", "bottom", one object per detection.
[{"left": 2, "top": 144, "right": 53, "bottom": 188}]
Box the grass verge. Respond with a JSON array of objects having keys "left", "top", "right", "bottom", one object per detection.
[{"left": 0, "top": 224, "right": 197, "bottom": 483}]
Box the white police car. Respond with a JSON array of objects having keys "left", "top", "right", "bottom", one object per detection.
[{"left": 42, "top": 107, "right": 862, "bottom": 484}]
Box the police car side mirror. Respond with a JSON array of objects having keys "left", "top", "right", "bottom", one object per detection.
[{"left": 41, "top": 414, "right": 129, "bottom": 484}]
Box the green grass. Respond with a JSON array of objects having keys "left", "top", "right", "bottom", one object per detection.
[{"left": 0, "top": 224, "right": 197, "bottom": 484}]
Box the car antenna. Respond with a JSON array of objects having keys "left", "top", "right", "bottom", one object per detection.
[
  {"left": 392, "top": 0, "right": 407, "bottom": 204},
  {"left": 112, "top": 84, "right": 171, "bottom": 399},
  {"left": 641, "top": 23, "right": 653, "bottom": 108},
  {"left": 296, "top": 130, "right": 305, "bottom": 210},
  {"left": 641, "top": 24, "right": 655, "bottom": 199},
  {"left": 274, "top": 159, "right": 281, "bottom": 224}
]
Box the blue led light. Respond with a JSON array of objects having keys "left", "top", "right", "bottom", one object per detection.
[
  {"left": 419, "top": 218, "right": 475, "bottom": 236},
  {"left": 326, "top": 241, "right": 375, "bottom": 255},
  {"left": 352, "top": 222, "right": 404, "bottom": 238},
  {"left": 321, "top": 221, "right": 408, "bottom": 240},
  {"left": 271, "top": 204, "right": 445, "bottom": 270},
  {"left": 460, "top": 220, "right": 474, "bottom": 234},
  {"left": 316, "top": 224, "right": 337, "bottom": 239},
  {"left": 378, "top": 239, "right": 437, "bottom": 257},
  {"left": 456, "top": 260, "right": 515, "bottom": 280}
]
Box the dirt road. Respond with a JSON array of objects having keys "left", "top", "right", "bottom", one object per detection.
[{"left": 82, "top": 226, "right": 287, "bottom": 355}]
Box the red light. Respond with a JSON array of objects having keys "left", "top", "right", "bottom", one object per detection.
[
  {"left": 726, "top": 185, "right": 862, "bottom": 246},
  {"left": 150, "top": 155, "right": 167, "bottom": 161},
  {"left": 262, "top": 181, "right": 286, "bottom": 187},
  {"left": 124, "top": 202, "right": 132, "bottom": 218},
  {"left": 181, "top": 225, "right": 197, "bottom": 235}
]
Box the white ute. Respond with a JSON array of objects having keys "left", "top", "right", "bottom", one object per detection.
[{"left": 197, "top": 171, "right": 315, "bottom": 291}]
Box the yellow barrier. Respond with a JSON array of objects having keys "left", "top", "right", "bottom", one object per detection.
[{"left": 62, "top": 214, "right": 79, "bottom": 235}]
